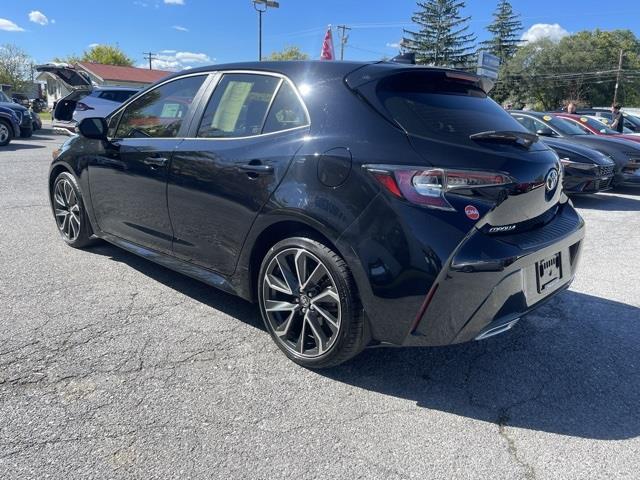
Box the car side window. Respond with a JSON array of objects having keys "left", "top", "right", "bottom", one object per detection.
[
  {"left": 263, "top": 81, "right": 309, "bottom": 134},
  {"left": 570, "top": 120, "right": 591, "bottom": 134},
  {"left": 197, "top": 73, "right": 280, "bottom": 138},
  {"left": 115, "top": 75, "right": 206, "bottom": 139}
]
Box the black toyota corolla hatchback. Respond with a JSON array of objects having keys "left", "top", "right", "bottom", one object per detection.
[{"left": 49, "top": 61, "right": 585, "bottom": 367}]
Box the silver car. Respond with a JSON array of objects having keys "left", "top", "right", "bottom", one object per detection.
[{"left": 36, "top": 64, "right": 140, "bottom": 135}]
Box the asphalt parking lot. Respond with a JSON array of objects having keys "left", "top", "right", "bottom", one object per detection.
[{"left": 1, "top": 127, "right": 639, "bottom": 480}]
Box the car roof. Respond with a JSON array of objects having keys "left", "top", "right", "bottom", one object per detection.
[{"left": 159, "top": 60, "right": 481, "bottom": 87}]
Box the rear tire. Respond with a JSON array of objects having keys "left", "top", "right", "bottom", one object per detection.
[
  {"left": 258, "top": 236, "right": 366, "bottom": 368},
  {"left": 51, "top": 172, "right": 95, "bottom": 249},
  {"left": 0, "top": 120, "right": 12, "bottom": 146}
]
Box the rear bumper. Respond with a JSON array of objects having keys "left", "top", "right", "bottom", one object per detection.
[
  {"left": 404, "top": 203, "right": 585, "bottom": 346},
  {"left": 51, "top": 120, "right": 77, "bottom": 136}
]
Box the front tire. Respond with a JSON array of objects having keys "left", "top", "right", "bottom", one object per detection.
[
  {"left": 51, "top": 172, "right": 94, "bottom": 248},
  {"left": 258, "top": 237, "right": 366, "bottom": 368},
  {"left": 0, "top": 120, "right": 12, "bottom": 146}
]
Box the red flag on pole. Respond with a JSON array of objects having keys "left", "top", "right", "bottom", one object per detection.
[{"left": 320, "top": 25, "right": 335, "bottom": 61}]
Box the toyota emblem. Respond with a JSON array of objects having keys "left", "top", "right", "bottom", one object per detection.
[{"left": 545, "top": 169, "right": 559, "bottom": 192}]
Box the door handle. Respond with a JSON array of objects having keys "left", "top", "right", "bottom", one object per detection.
[
  {"left": 143, "top": 156, "right": 169, "bottom": 168},
  {"left": 237, "top": 163, "right": 274, "bottom": 175}
]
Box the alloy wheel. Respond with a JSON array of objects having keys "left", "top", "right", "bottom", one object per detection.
[
  {"left": 53, "top": 178, "right": 81, "bottom": 242},
  {"left": 0, "top": 124, "right": 9, "bottom": 144},
  {"left": 262, "top": 248, "right": 342, "bottom": 358}
]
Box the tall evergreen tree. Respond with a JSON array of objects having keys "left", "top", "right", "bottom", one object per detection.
[
  {"left": 480, "top": 0, "right": 522, "bottom": 65},
  {"left": 402, "top": 0, "right": 477, "bottom": 67}
]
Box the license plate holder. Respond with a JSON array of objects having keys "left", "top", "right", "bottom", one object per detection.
[{"left": 536, "top": 252, "right": 563, "bottom": 294}]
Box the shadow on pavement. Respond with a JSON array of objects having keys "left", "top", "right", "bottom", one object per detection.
[
  {"left": 83, "top": 241, "right": 640, "bottom": 440},
  {"left": 1, "top": 142, "right": 47, "bottom": 152},
  {"left": 86, "top": 241, "right": 264, "bottom": 332},
  {"left": 571, "top": 192, "right": 640, "bottom": 211},
  {"left": 321, "top": 290, "right": 640, "bottom": 440}
]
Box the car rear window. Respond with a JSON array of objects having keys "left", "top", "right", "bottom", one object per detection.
[
  {"left": 98, "top": 90, "right": 138, "bottom": 103},
  {"left": 372, "top": 72, "right": 529, "bottom": 146}
]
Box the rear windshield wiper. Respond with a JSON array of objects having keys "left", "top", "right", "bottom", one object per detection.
[{"left": 470, "top": 130, "right": 539, "bottom": 149}]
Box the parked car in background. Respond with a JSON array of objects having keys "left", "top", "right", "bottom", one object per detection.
[
  {"left": 36, "top": 64, "right": 140, "bottom": 135},
  {"left": 541, "top": 136, "right": 615, "bottom": 193},
  {"left": 510, "top": 111, "right": 640, "bottom": 187},
  {"left": 577, "top": 108, "right": 640, "bottom": 133},
  {"left": 588, "top": 115, "right": 639, "bottom": 135},
  {"left": 31, "top": 98, "right": 47, "bottom": 113},
  {"left": 48, "top": 61, "right": 585, "bottom": 367},
  {"left": 554, "top": 113, "right": 640, "bottom": 144},
  {"left": 11, "top": 92, "right": 31, "bottom": 108},
  {"left": 0, "top": 90, "right": 33, "bottom": 138},
  {"left": 0, "top": 105, "right": 21, "bottom": 146}
]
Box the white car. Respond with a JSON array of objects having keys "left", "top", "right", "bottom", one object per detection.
[{"left": 36, "top": 64, "right": 140, "bottom": 135}]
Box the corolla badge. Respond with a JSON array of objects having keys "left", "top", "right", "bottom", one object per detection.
[{"left": 545, "top": 169, "right": 559, "bottom": 192}]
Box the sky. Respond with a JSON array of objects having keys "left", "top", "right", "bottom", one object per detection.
[{"left": 1, "top": 0, "right": 639, "bottom": 71}]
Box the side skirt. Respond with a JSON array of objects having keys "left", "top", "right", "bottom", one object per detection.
[{"left": 99, "top": 232, "right": 238, "bottom": 296}]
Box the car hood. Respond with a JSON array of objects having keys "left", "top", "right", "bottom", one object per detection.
[
  {"left": 0, "top": 102, "right": 28, "bottom": 114},
  {"left": 35, "top": 63, "right": 92, "bottom": 91},
  {"left": 541, "top": 137, "right": 613, "bottom": 166}
]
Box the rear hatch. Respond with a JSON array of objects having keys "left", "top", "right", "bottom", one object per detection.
[
  {"left": 346, "top": 65, "right": 563, "bottom": 230},
  {"left": 36, "top": 63, "right": 92, "bottom": 122}
]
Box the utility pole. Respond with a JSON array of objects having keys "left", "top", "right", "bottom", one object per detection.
[
  {"left": 613, "top": 49, "right": 624, "bottom": 106},
  {"left": 337, "top": 24, "right": 351, "bottom": 61},
  {"left": 143, "top": 52, "right": 157, "bottom": 70}
]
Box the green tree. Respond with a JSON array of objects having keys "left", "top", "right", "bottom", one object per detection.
[
  {"left": 495, "top": 30, "right": 640, "bottom": 108},
  {"left": 0, "top": 44, "right": 33, "bottom": 91},
  {"left": 55, "top": 44, "right": 134, "bottom": 67},
  {"left": 267, "top": 46, "right": 309, "bottom": 61},
  {"left": 480, "top": 1, "right": 522, "bottom": 65},
  {"left": 402, "top": 0, "right": 477, "bottom": 67}
]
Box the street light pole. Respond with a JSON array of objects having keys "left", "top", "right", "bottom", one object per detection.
[{"left": 253, "top": 0, "right": 280, "bottom": 61}]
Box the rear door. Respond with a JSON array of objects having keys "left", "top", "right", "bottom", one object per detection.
[
  {"left": 167, "top": 72, "right": 310, "bottom": 275},
  {"left": 88, "top": 74, "right": 210, "bottom": 253}
]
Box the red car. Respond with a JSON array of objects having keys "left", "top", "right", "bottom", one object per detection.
[{"left": 554, "top": 113, "right": 640, "bottom": 144}]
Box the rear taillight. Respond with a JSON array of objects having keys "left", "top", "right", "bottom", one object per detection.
[
  {"left": 365, "top": 165, "right": 512, "bottom": 210},
  {"left": 75, "top": 102, "right": 94, "bottom": 111}
]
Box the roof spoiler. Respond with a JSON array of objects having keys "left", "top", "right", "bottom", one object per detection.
[{"left": 390, "top": 52, "right": 416, "bottom": 65}]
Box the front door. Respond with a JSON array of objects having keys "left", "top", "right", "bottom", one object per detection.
[
  {"left": 88, "top": 74, "right": 209, "bottom": 253},
  {"left": 167, "top": 73, "right": 310, "bottom": 274}
]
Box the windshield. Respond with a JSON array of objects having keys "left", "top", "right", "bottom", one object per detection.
[
  {"left": 577, "top": 116, "right": 618, "bottom": 134},
  {"left": 545, "top": 115, "right": 588, "bottom": 135},
  {"left": 373, "top": 71, "right": 529, "bottom": 147}
]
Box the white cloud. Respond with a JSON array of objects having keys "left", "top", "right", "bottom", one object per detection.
[
  {"left": 172, "top": 25, "right": 189, "bottom": 32},
  {"left": 0, "top": 18, "right": 24, "bottom": 32},
  {"left": 28, "top": 10, "right": 49, "bottom": 26},
  {"left": 522, "top": 23, "right": 569, "bottom": 43},
  {"left": 88, "top": 43, "right": 101, "bottom": 48},
  {"left": 386, "top": 41, "right": 401, "bottom": 49},
  {"left": 143, "top": 50, "right": 212, "bottom": 71},
  {"left": 164, "top": 0, "right": 185, "bottom": 4}
]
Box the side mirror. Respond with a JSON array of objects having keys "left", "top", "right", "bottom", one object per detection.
[
  {"left": 78, "top": 117, "right": 108, "bottom": 140},
  {"left": 536, "top": 128, "right": 555, "bottom": 137}
]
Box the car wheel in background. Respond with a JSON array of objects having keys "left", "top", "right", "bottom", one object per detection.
[
  {"left": 258, "top": 237, "right": 367, "bottom": 368},
  {"left": 51, "top": 172, "right": 95, "bottom": 249},
  {"left": 0, "top": 120, "right": 12, "bottom": 146}
]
